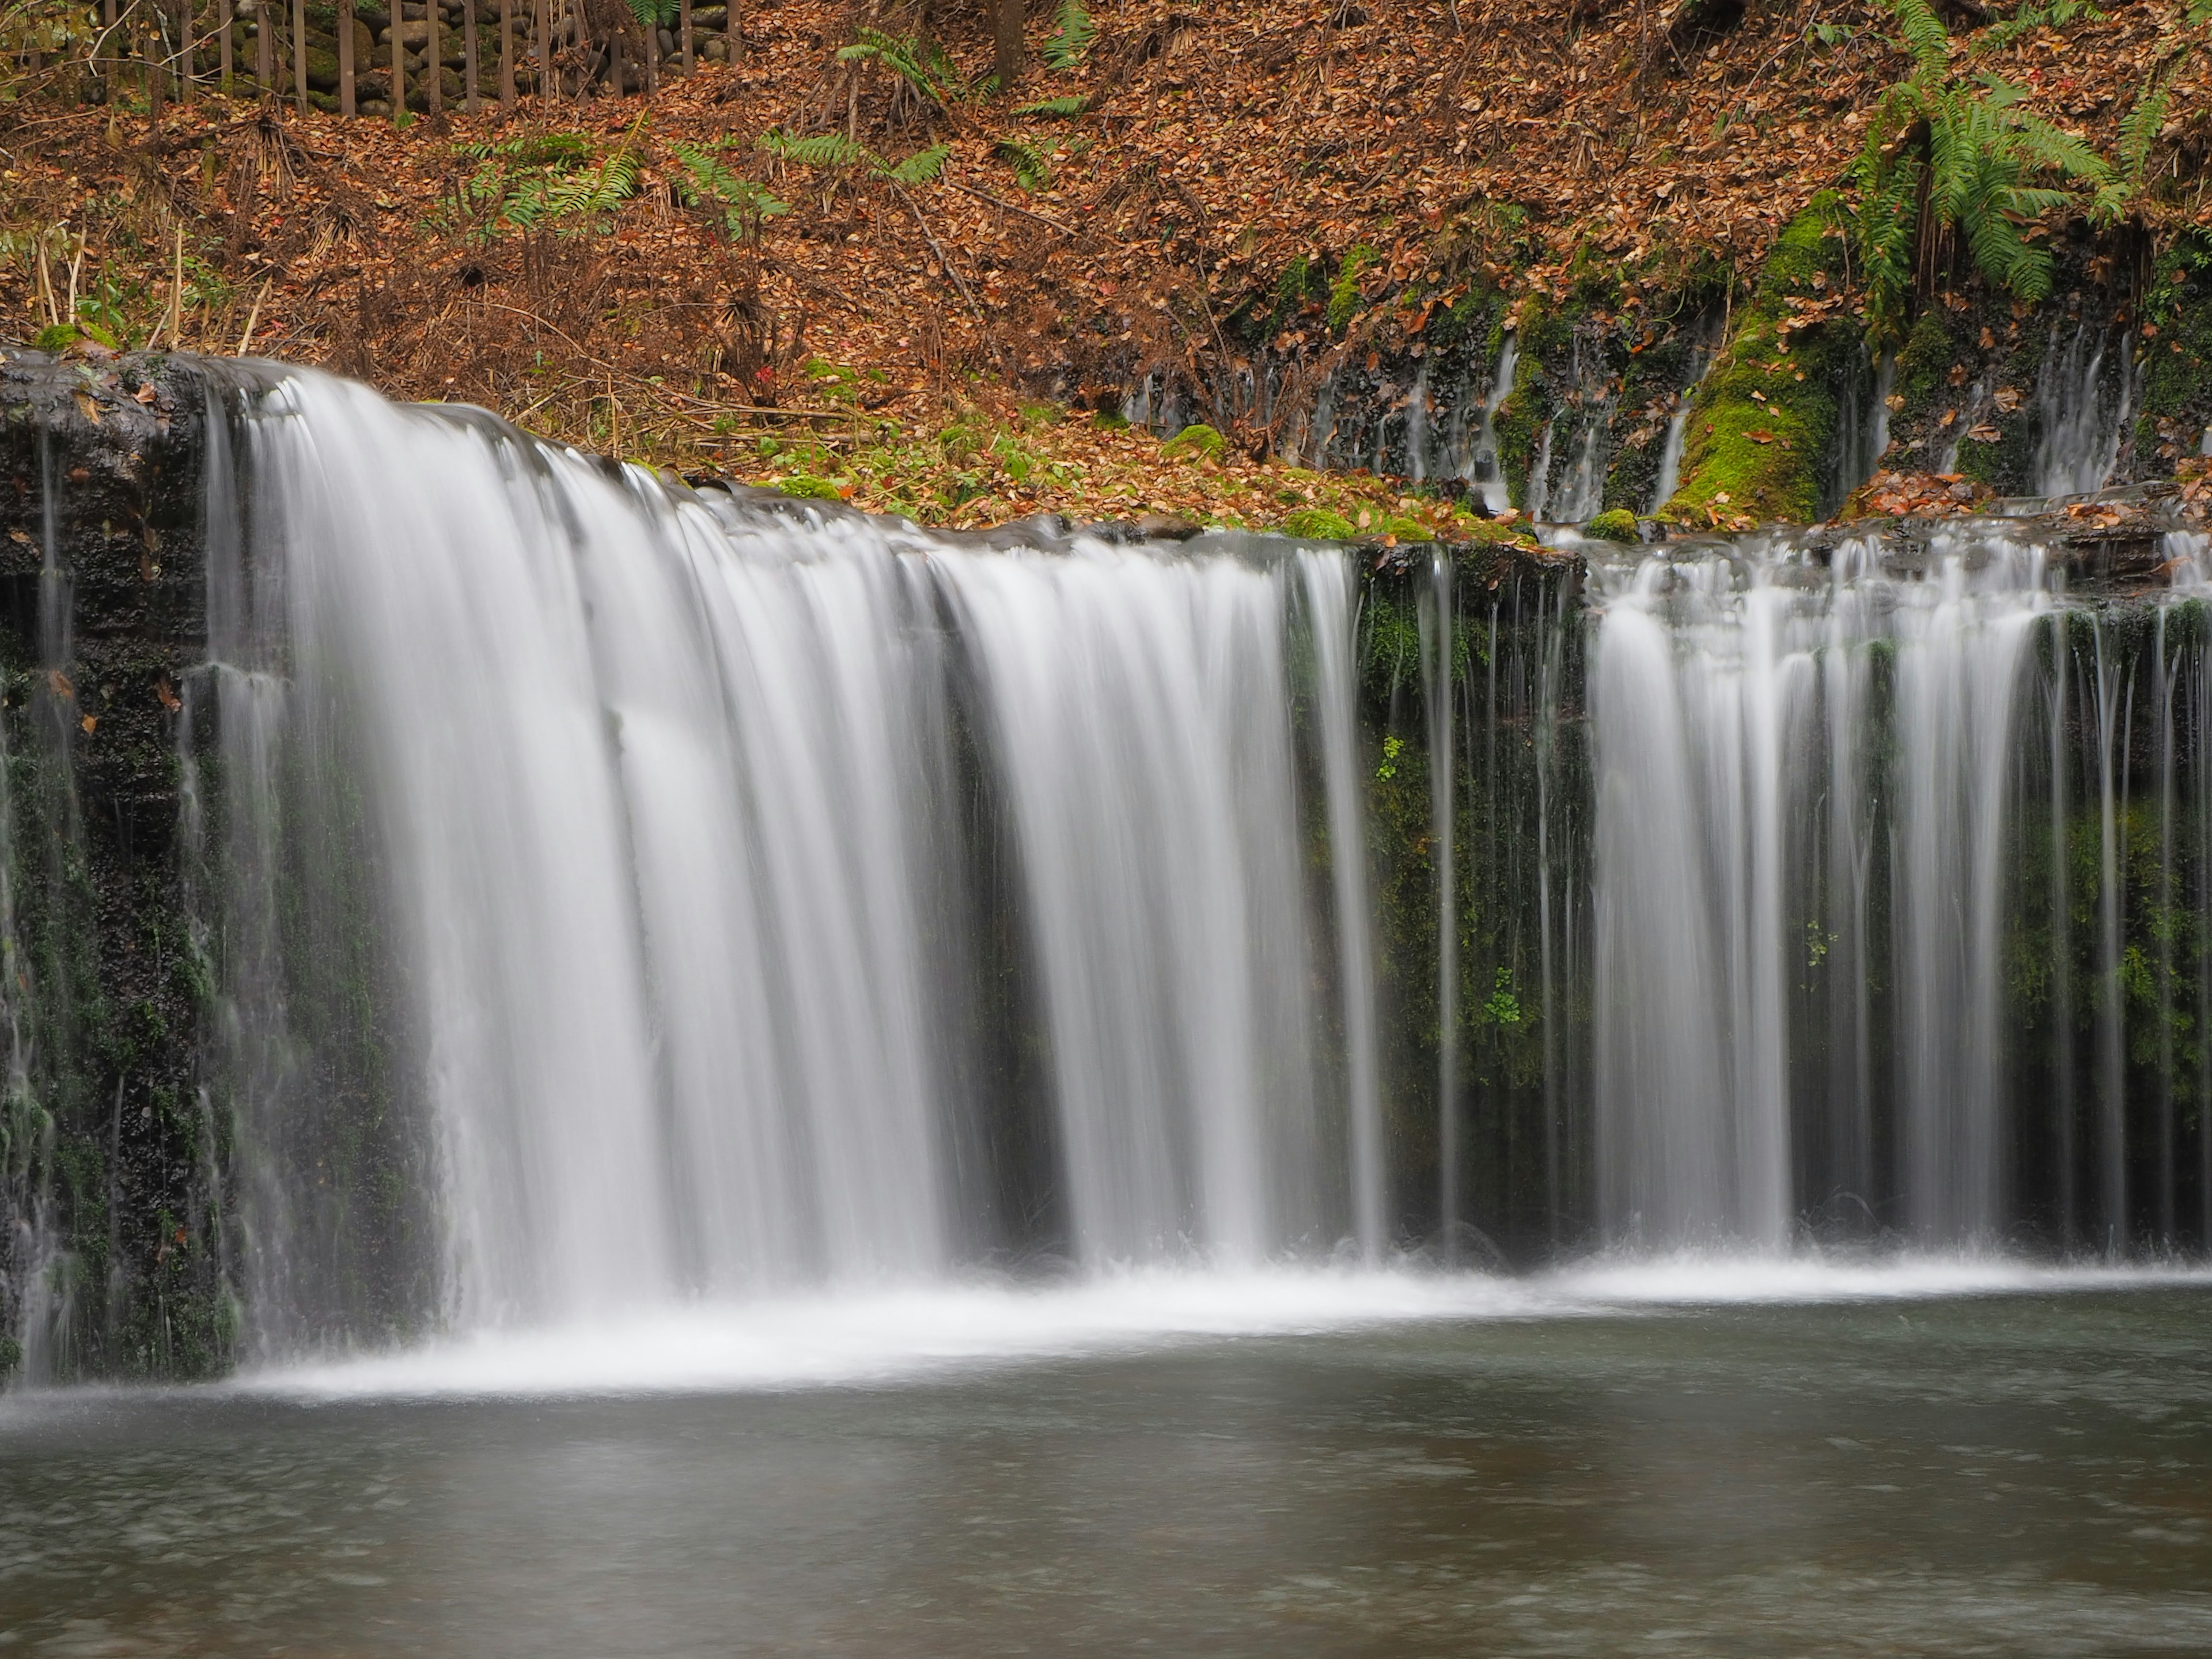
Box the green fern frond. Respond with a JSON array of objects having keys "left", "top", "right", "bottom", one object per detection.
[
  {"left": 1013, "top": 94, "right": 1090, "bottom": 118},
  {"left": 881, "top": 143, "right": 952, "bottom": 185},
  {"left": 837, "top": 26, "right": 963, "bottom": 102},
  {"left": 1884, "top": 0, "right": 1950, "bottom": 75},
  {"left": 623, "top": 0, "right": 679, "bottom": 28},
  {"left": 1041, "top": 0, "right": 1095, "bottom": 69},
  {"left": 994, "top": 138, "right": 1052, "bottom": 192},
  {"left": 669, "top": 141, "right": 789, "bottom": 229},
  {"left": 2189, "top": 0, "right": 2211, "bottom": 26},
  {"left": 2119, "top": 74, "right": 2168, "bottom": 186},
  {"left": 759, "top": 129, "right": 868, "bottom": 168}
]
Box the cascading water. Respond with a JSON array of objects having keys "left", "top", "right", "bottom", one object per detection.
[
  {"left": 24, "top": 354, "right": 2212, "bottom": 1379},
  {"left": 195, "top": 368, "right": 1387, "bottom": 1349},
  {"left": 2033, "top": 323, "right": 2139, "bottom": 498},
  {"left": 1585, "top": 525, "right": 2212, "bottom": 1251}
]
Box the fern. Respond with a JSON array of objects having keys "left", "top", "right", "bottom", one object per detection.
[
  {"left": 1041, "top": 0, "right": 1095, "bottom": 69},
  {"left": 836, "top": 27, "right": 963, "bottom": 103},
  {"left": 1851, "top": 42, "right": 2115, "bottom": 341},
  {"left": 504, "top": 143, "right": 642, "bottom": 230},
  {"left": 882, "top": 143, "right": 952, "bottom": 185},
  {"left": 1885, "top": 0, "right": 1950, "bottom": 75},
  {"left": 1013, "top": 94, "right": 1090, "bottom": 118},
  {"left": 669, "top": 140, "right": 789, "bottom": 234},
  {"left": 623, "top": 0, "right": 679, "bottom": 28},
  {"left": 2190, "top": 0, "right": 2211, "bottom": 25},
  {"left": 2118, "top": 73, "right": 2168, "bottom": 187},
  {"left": 758, "top": 128, "right": 868, "bottom": 168},
  {"left": 995, "top": 138, "right": 1052, "bottom": 192}
]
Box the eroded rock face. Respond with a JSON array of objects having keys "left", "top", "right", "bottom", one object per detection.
[{"left": 0, "top": 347, "right": 226, "bottom": 1382}]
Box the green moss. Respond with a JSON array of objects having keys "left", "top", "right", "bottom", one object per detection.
[
  {"left": 1660, "top": 195, "right": 1854, "bottom": 527},
  {"left": 1328, "top": 244, "right": 1377, "bottom": 333},
  {"left": 1162, "top": 422, "right": 1226, "bottom": 460},
  {"left": 2137, "top": 233, "right": 2212, "bottom": 478},
  {"left": 1585, "top": 507, "right": 1638, "bottom": 541},
  {"left": 777, "top": 474, "right": 847, "bottom": 500},
  {"left": 1283, "top": 506, "right": 1357, "bottom": 540}
]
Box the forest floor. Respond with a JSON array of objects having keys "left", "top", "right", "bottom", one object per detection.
[{"left": 3, "top": 0, "right": 2209, "bottom": 531}]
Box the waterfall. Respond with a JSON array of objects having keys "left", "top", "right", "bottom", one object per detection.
[
  {"left": 1588, "top": 532, "right": 2052, "bottom": 1247},
  {"left": 1465, "top": 336, "right": 1519, "bottom": 516},
  {"left": 2032, "top": 324, "right": 2137, "bottom": 498},
  {"left": 198, "top": 368, "right": 1377, "bottom": 1349}
]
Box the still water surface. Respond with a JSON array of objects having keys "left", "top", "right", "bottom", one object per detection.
[{"left": 3, "top": 1277, "right": 2210, "bottom": 1656}]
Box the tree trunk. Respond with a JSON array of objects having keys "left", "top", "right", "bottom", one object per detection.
[
  {"left": 993, "top": 0, "right": 1021, "bottom": 88},
  {"left": 219, "top": 0, "right": 233, "bottom": 92},
  {"left": 179, "top": 0, "right": 195, "bottom": 103},
  {"left": 679, "top": 0, "right": 690, "bottom": 73},
  {"left": 339, "top": 0, "right": 355, "bottom": 112},
  {"left": 391, "top": 0, "right": 406, "bottom": 118},
  {"left": 499, "top": 0, "right": 515, "bottom": 105},
  {"left": 254, "top": 0, "right": 271, "bottom": 98},
  {"left": 465, "top": 0, "right": 479, "bottom": 110}
]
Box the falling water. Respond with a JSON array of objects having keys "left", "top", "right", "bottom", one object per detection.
[
  {"left": 2033, "top": 324, "right": 2137, "bottom": 498},
  {"left": 195, "top": 368, "right": 1384, "bottom": 1349},
  {"left": 1589, "top": 532, "right": 2052, "bottom": 1246}
]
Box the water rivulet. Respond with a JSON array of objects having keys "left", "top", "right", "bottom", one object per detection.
[{"left": 3, "top": 355, "right": 2210, "bottom": 1379}]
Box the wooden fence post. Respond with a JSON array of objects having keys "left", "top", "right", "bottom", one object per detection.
[
  {"left": 219, "top": 0, "right": 232, "bottom": 92},
  {"left": 291, "top": 0, "right": 306, "bottom": 112},
  {"left": 391, "top": 0, "right": 406, "bottom": 119},
  {"left": 426, "top": 0, "right": 442, "bottom": 112},
  {"left": 464, "top": 0, "right": 478, "bottom": 111},
  {"left": 339, "top": 0, "right": 355, "bottom": 113},
  {"left": 498, "top": 0, "right": 514, "bottom": 107}
]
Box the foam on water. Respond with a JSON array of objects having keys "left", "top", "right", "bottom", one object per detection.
[{"left": 230, "top": 1257, "right": 2212, "bottom": 1400}]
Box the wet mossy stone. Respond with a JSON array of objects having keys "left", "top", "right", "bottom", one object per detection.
[
  {"left": 777, "top": 474, "right": 845, "bottom": 500},
  {"left": 1163, "top": 422, "right": 1226, "bottom": 460},
  {"left": 1585, "top": 507, "right": 1638, "bottom": 543},
  {"left": 1661, "top": 194, "right": 1855, "bottom": 528}
]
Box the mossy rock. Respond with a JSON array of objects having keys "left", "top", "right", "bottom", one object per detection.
[
  {"left": 777, "top": 474, "right": 847, "bottom": 501},
  {"left": 1584, "top": 507, "right": 1638, "bottom": 543},
  {"left": 33, "top": 320, "right": 120, "bottom": 352},
  {"left": 1163, "top": 422, "right": 1226, "bottom": 460},
  {"left": 1282, "top": 506, "right": 1357, "bottom": 541},
  {"left": 1661, "top": 195, "right": 1854, "bottom": 528}
]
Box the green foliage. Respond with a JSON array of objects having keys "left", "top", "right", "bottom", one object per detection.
[
  {"left": 669, "top": 140, "right": 788, "bottom": 235},
  {"left": 759, "top": 128, "right": 869, "bottom": 168},
  {"left": 1584, "top": 507, "right": 1638, "bottom": 542},
  {"left": 995, "top": 138, "right": 1052, "bottom": 192},
  {"left": 1041, "top": 0, "right": 1096, "bottom": 70},
  {"left": 1374, "top": 733, "right": 1404, "bottom": 781},
  {"left": 447, "top": 129, "right": 643, "bottom": 237},
  {"left": 883, "top": 143, "right": 952, "bottom": 185},
  {"left": 777, "top": 474, "right": 847, "bottom": 499},
  {"left": 1479, "top": 967, "right": 1523, "bottom": 1028},
  {"left": 1850, "top": 1, "right": 2119, "bottom": 342},
  {"left": 836, "top": 27, "right": 965, "bottom": 104},
  {"left": 623, "top": 0, "right": 679, "bottom": 27},
  {"left": 1013, "top": 94, "right": 1090, "bottom": 118}
]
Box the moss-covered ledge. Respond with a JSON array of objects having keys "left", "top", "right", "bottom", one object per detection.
[{"left": 1659, "top": 195, "right": 1861, "bottom": 531}]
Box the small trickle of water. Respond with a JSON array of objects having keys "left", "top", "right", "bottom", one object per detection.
[{"left": 2033, "top": 324, "right": 2137, "bottom": 498}]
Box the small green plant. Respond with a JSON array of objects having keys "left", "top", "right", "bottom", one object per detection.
[
  {"left": 445, "top": 128, "right": 643, "bottom": 237},
  {"left": 1585, "top": 507, "right": 1638, "bottom": 542},
  {"left": 1374, "top": 733, "right": 1404, "bottom": 781},
  {"left": 1480, "top": 967, "right": 1523, "bottom": 1028},
  {"left": 759, "top": 130, "right": 951, "bottom": 187},
  {"left": 777, "top": 474, "right": 847, "bottom": 500}
]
